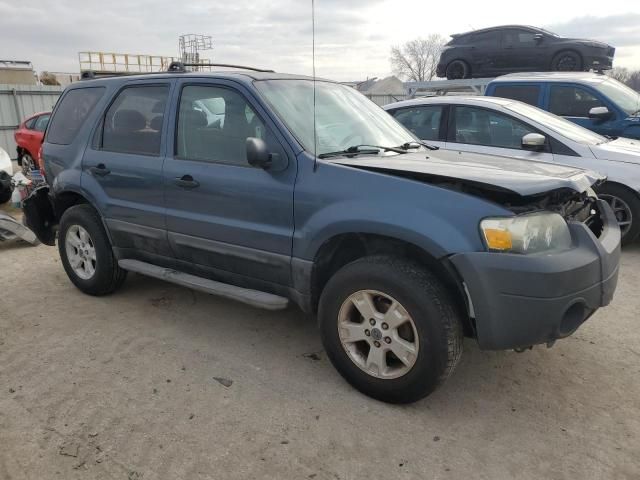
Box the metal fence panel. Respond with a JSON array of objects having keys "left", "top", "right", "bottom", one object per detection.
[
  {"left": 0, "top": 84, "right": 64, "bottom": 158},
  {"left": 364, "top": 94, "right": 410, "bottom": 107}
]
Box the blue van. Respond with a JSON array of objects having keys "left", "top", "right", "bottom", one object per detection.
[{"left": 486, "top": 72, "right": 640, "bottom": 139}]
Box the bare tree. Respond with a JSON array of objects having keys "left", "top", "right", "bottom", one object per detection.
[
  {"left": 608, "top": 67, "right": 631, "bottom": 84},
  {"left": 627, "top": 71, "right": 640, "bottom": 92},
  {"left": 390, "top": 35, "right": 446, "bottom": 82},
  {"left": 39, "top": 71, "right": 60, "bottom": 86}
]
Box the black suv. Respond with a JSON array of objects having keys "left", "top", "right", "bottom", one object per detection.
[{"left": 437, "top": 25, "right": 615, "bottom": 80}]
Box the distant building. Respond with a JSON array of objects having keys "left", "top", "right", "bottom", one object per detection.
[
  {"left": 0, "top": 60, "right": 37, "bottom": 85},
  {"left": 344, "top": 76, "right": 407, "bottom": 106},
  {"left": 46, "top": 72, "right": 81, "bottom": 86}
]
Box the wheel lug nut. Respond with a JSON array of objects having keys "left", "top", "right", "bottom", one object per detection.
[
  {"left": 369, "top": 319, "right": 376, "bottom": 326},
  {"left": 374, "top": 341, "right": 381, "bottom": 348},
  {"left": 365, "top": 329, "right": 370, "bottom": 336},
  {"left": 384, "top": 337, "right": 391, "bottom": 344},
  {"left": 381, "top": 323, "right": 388, "bottom": 330}
]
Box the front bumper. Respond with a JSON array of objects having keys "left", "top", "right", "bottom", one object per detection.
[
  {"left": 450, "top": 200, "right": 621, "bottom": 350},
  {"left": 436, "top": 63, "right": 446, "bottom": 78}
]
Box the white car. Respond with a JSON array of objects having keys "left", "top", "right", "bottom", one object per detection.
[
  {"left": 385, "top": 96, "right": 640, "bottom": 243},
  {"left": 0, "top": 147, "right": 13, "bottom": 204}
]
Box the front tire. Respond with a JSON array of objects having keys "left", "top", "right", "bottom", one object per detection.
[
  {"left": 595, "top": 183, "right": 640, "bottom": 245},
  {"left": 318, "top": 256, "right": 463, "bottom": 404},
  {"left": 58, "top": 204, "right": 127, "bottom": 295}
]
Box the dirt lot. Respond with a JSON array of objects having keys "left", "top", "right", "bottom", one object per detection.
[{"left": 1, "top": 206, "right": 639, "bottom": 479}]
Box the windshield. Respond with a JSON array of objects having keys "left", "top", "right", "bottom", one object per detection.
[
  {"left": 254, "top": 79, "right": 415, "bottom": 156},
  {"left": 595, "top": 78, "right": 640, "bottom": 116},
  {"left": 506, "top": 101, "right": 608, "bottom": 145}
]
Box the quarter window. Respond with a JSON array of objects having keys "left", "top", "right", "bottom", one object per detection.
[
  {"left": 34, "top": 114, "right": 50, "bottom": 132},
  {"left": 392, "top": 106, "right": 443, "bottom": 141},
  {"left": 47, "top": 87, "right": 105, "bottom": 145},
  {"left": 176, "top": 85, "right": 267, "bottom": 166},
  {"left": 102, "top": 85, "right": 169, "bottom": 156},
  {"left": 453, "top": 106, "right": 538, "bottom": 149},
  {"left": 549, "top": 86, "right": 605, "bottom": 118}
]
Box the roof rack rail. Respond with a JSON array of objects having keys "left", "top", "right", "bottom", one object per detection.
[
  {"left": 167, "top": 61, "right": 275, "bottom": 73},
  {"left": 80, "top": 70, "right": 160, "bottom": 80}
]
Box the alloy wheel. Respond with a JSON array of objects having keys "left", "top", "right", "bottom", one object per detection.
[
  {"left": 337, "top": 290, "right": 419, "bottom": 379},
  {"left": 65, "top": 225, "right": 97, "bottom": 280},
  {"left": 599, "top": 194, "right": 633, "bottom": 237}
]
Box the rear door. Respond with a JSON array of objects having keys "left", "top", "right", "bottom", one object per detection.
[
  {"left": 162, "top": 79, "right": 296, "bottom": 286},
  {"left": 388, "top": 104, "right": 447, "bottom": 148},
  {"left": 446, "top": 104, "right": 555, "bottom": 163},
  {"left": 469, "top": 31, "right": 502, "bottom": 75},
  {"left": 82, "top": 81, "right": 174, "bottom": 258}
]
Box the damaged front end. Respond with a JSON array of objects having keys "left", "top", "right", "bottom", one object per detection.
[{"left": 22, "top": 185, "right": 57, "bottom": 246}]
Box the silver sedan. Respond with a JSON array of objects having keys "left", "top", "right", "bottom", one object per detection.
[{"left": 385, "top": 96, "right": 640, "bottom": 244}]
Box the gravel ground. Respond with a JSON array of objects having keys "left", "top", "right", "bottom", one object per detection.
[{"left": 0, "top": 215, "right": 639, "bottom": 479}]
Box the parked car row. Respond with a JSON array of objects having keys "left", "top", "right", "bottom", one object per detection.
[
  {"left": 23, "top": 63, "right": 621, "bottom": 404},
  {"left": 385, "top": 91, "right": 640, "bottom": 244}
]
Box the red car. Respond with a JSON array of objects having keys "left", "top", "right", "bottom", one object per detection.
[{"left": 14, "top": 112, "right": 51, "bottom": 174}]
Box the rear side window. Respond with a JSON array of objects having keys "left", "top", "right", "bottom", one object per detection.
[
  {"left": 34, "top": 114, "right": 50, "bottom": 132},
  {"left": 392, "top": 106, "right": 443, "bottom": 141},
  {"left": 101, "top": 85, "right": 169, "bottom": 156},
  {"left": 47, "top": 87, "right": 105, "bottom": 145},
  {"left": 493, "top": 85, "right": 540, "bottom": 106},
  {"left": 472, "top": 31, "right": 499, "bottom": 48},
  {"left": 549, "top": 86, "right": 604, "bottom": 118},
  {"left": 25, "top": 117, "right": 37, "bottom": 129}
]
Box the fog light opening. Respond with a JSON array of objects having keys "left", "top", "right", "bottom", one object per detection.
[{"left": 559, "top": 302, "right": 588, "bottom": 337}]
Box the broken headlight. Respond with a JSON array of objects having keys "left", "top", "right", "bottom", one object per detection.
[{"left": 480, "top": 212, "right": 572, "bottom": 254}]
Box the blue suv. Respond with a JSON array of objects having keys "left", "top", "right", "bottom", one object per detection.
[
  {"left": 24, "top": 63, "right": 621, "bottom": 403},
  {"left": 486, "top": 72, "right": 640, "bottom": 139}
]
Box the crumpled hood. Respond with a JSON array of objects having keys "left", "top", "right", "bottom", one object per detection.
[
  {"left": 591, "top": 137, "right": 640, "bottom": 165},
  {"left": 330, "top": 149, "right": 604, "bottom": 197}
]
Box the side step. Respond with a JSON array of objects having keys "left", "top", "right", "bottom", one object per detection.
[{"left": 118, "top": 259, "right": 289, "bottom": 311}]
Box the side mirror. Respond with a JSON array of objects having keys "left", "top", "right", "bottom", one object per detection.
[
  {"left": 246, "top": 137, "right": 287, "bottom": 171},
  {"left": 246, "top": 137, "right": 272, "bottom": 169},
  {"left": 522, "top": 133, "right": 546, "bottom": 152},
  {"left": 534, "top": 33, "right": 544, "bottom": 44},
  {"left": 589, "top": 106, "right": 612, "bottom": 121}
]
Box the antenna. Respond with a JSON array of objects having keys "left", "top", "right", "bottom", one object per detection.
[{"left": 312, "top": 0, "right": 318, "bottom": 171}]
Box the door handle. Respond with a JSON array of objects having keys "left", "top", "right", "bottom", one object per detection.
[
  {"left": 89, "top": 164, "right": 111, "bottom": 177},
  {"left": 174, "top": 175, "right": 200, "bottom": 189}
]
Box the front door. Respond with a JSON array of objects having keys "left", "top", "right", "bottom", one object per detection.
[
  {"left": 499, "top": 29, "right": 548, "bottom": 72},
  {"left": 547, "top": 84, "right": 617, "bottom": 137},
  {"left": 162, "top": 80, "right": 296, "bottom": 286},
  {"left": 445, "top": 104, "right": 555, "bottom": 163},
  {"left": 82, "top": 81, "right": 174, "bottom": 257}
]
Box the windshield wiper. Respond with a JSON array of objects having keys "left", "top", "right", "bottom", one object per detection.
[
  {"left": 400, "top": 140, "right": 439, "bottom": 151},
  {"left": 318, "top": 144, "right": 407, "bottom": 159}
]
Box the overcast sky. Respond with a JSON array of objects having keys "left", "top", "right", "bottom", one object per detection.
[{"left": 2, "top": 0, "right": 640, "bottom": 80}]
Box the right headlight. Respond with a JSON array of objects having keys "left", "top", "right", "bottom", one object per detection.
[{"left": 480, "top": 212, "right": 572, "bottom": 254}]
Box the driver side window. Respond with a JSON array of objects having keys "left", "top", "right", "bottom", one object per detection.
[
  {"left": 453, "top": 106, "right": 538, "bottom": 150},
  {"left": 176, "top": 85, "right": 269, "bottom": 166}
]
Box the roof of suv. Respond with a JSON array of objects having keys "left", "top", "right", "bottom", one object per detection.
[
  {"left": 490, "top": 72, "right": 609, "bottom": 84},
  {"left": 72, "top": 70, "right": 326, "bottom": 88}
]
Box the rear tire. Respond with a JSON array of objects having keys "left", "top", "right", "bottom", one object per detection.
[
  {"left": 446, "top": 60, "right": 471, "bottom": 80},
  {"left": 595, "top": 183, "right": 640, "bottom": 245},
  {"left": 552, "top": 51, "right": 583, "bottom": 72},
  {"left": 318, "top": 255, "right": 463, "bottom": 404},
  {"left": 58, "top": 204, "right": 127, "bottom": 295}
]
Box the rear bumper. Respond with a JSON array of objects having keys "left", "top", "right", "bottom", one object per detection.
[{"left": 450, "top": 200, "right": 621, "bottom": 350}]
